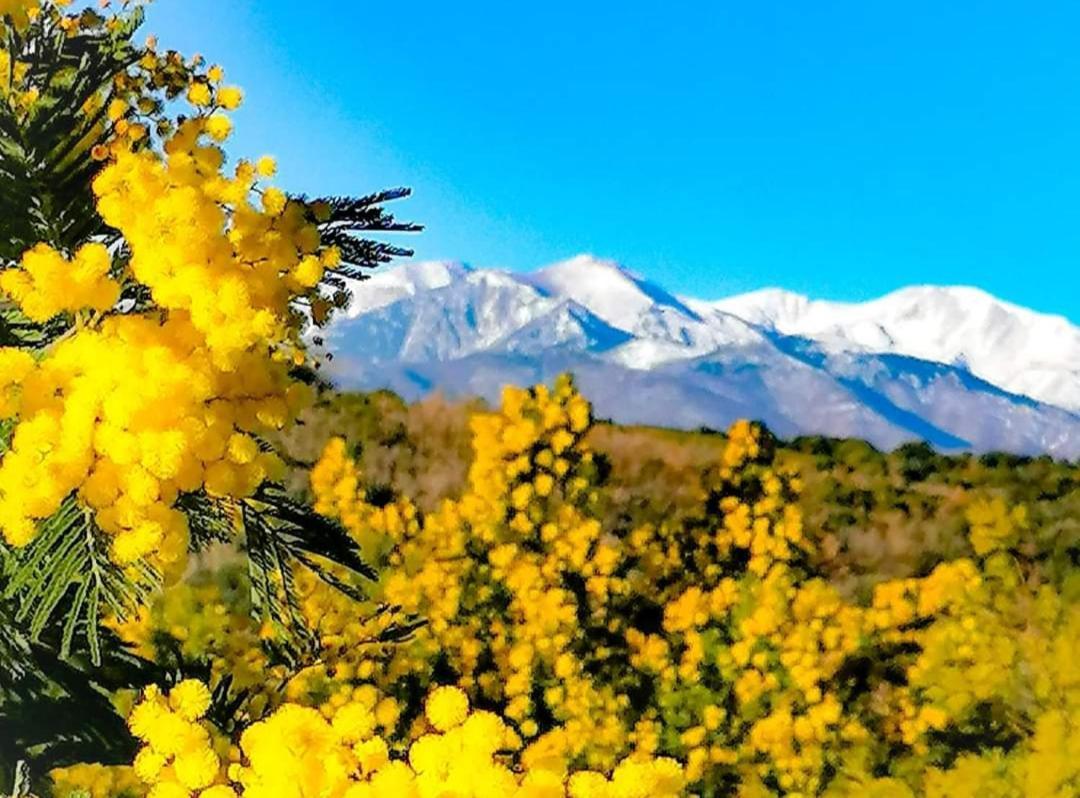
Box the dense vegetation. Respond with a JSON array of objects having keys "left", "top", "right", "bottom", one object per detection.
[
  {"left": 1, "top": 3, "right": 1078, "bottom": 798},
  {"left": 281, "top": 389, "right": 1079, "bottom": 597},
  {"left": 62, "top": 380, "right": 1080, "bottom": 798}
]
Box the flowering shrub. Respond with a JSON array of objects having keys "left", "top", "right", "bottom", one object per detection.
[
  {"left": 81, "top": 377, "right": 1079, "bottom": 798},
  {"left": 0, "top": 26, "right": 325, "bottom": 576},
  {"left": 0, "top": 0, "right": 412, "bottom": 679},
  {"left": 53, "top": 680, "right": 686, "bottom": 798},
  {"left": 0, "top": 0, "right": 411, "bottom": 787}
]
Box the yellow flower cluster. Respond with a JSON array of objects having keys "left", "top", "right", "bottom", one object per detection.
[
  {"left": 50, "top": 763, "right": 144, "bottom": 798},
  {"left": 0, "top": 64, "right": 329, "bottom": 576},
  {"left": 311, "top": 437, "right": 421, "bottom": 563},
  {"left": 867, "top": 558, "right": 982, "bottom": 633},
  {"left": 0, "top": 56, "right": 38, "bottom": 119},
  {"left": 121, "top": 682, "right": 686, "bottom": 798},
  {"left": 965, "top": 495, "right": 1027, "bottom": 557},
  {"left": 92, "top": 118, "right": 332, "bottom": 365},
  {"left": 0, "top": 242, "right": 119, "bottom": 322},
  {"left": 126, "top": 680, "right": 233, "bottom": 798},
  {"left": 289, "top": 563, "right": 414, "bottom": 682}
]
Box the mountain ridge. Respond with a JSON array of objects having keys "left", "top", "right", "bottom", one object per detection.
[
  {"left": 711, "top": 283, "right": 1080, "bottom": 412},
  {"left": 324, "top": 256, "right": 1080, "bottom": 458}
]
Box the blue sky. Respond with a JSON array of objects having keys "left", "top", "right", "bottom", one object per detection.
[{"left": 145, "top": 1, "right": 1080, "bottom": 321}]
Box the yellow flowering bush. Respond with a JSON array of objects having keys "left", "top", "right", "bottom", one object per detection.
[
  {"left": 64, "top": 382, "right": 1080, "bottom": 798},
  {"left": 294, "top": 379, "right": 1080, "bottom": 796},
  {"left": 965, "top": 496, "right": 1027, "bottom": 557},
  {"left": 309, "top": 377, "right": 636, "bottom": 765},
  {"left": 0, "top": 75, "right": 322, "bottom": 575},
  {"left": 85, "top": 681, "right": 686, "bottom": 798},
  {"left": 0, "top": 0, "right": 411, "bottom": 673},
  {"left": 1, "top": 3, "right": 414, "bottom": 788},
  {"left": 50, "top": 764, "right": 143, "bottom": 798}
]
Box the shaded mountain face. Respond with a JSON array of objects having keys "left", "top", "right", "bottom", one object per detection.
[{"left": 324, "top": 256, "right": 1080, "bottom": 459}]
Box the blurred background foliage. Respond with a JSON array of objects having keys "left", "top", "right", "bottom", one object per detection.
[{"left": 272, "top": 389, "right": 1079, "bottom": 598}]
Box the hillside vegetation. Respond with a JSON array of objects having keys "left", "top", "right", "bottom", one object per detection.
[
  {"left": 71, "top": 378, "right": 1080, "bottom": 798},
  {"left": 279, "top": 388, "right": 1080, "bottom": 595}
]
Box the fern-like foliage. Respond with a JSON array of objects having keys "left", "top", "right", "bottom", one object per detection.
[
  {"left": 0, "top": 596, "right": 162, "bottom": 792},
  {"left": 240, "top": 485, "right": 375, "bottom": 647},
  {"left": 0, "top": 498, "right": 158, "bottom": 664},
  {"left": 308, "top": 190, "right": 423, "bottom": 284},
  {"left": 0, "top": 10, "right": 143, "bottom": 261},
  {"left": 181, "top": 482, "right": 377, "bottom": 655}
]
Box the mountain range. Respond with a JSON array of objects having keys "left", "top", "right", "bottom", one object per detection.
[{"left": 323, "top": 255, "right": 1080, "bottom": 459}]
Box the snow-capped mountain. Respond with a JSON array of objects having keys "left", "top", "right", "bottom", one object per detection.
[
  {"left": 711, "top": 286, "right": 1080, "bottom": 412},
  {"left": 324, "top": 255, "right": 1080, "bottom": 458}
]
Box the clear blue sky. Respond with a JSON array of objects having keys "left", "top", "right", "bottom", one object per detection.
[{"left": 145, "top": 1, "right": 1080, "bottom": 321}]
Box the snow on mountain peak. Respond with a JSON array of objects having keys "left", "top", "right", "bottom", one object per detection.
[
  {"left": 522, "top": 254, "right": 701, "bottom": 332},
  {"left": 520, "top": 255, "right": 652, "bottom": 330},
  {"left": 714, "top": 283, "right": 1080, "bottom": 411},
  {"left": 328, "top": 256, "right": 1080, "bottom": 456},
  {"left": 708, "top": 287, "right": 811, "bottom": 327},
  {"left": 343, "top": 260, "right": 473, "bottom": 317}
]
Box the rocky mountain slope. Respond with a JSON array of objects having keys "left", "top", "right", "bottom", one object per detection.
[{"left": 323, "top": 256, "right": 1080, "bottom": 457}]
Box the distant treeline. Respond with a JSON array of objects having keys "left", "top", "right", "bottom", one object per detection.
[{"left": 276, "top": 389, "right": 1080, "bottom": 598}]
